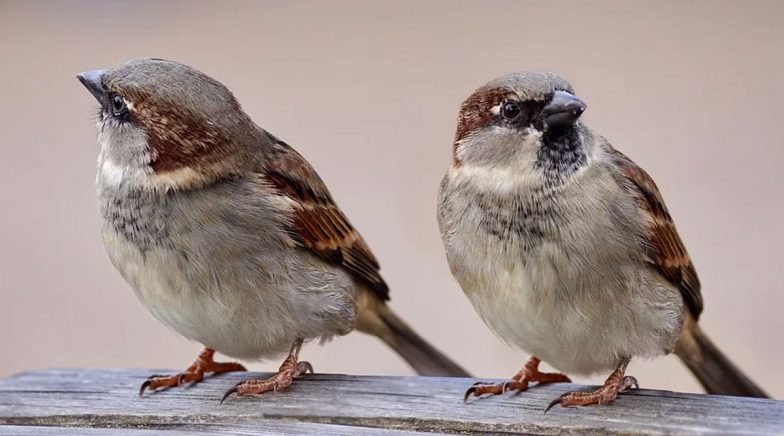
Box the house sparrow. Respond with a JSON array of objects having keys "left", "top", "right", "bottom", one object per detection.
[
  {"left": 77, "top": 58, "right": 468, "bottom": 402},
  {"left": 437, "top": 71, "right": 768, "bottom": 410}
]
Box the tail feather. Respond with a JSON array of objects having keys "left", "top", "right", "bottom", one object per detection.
[
  {"left": 675, "top": 316, "right": 768, "bottom": 398},
  {"left": 356, "top": 294, "right": 470, "bottom": 377}
]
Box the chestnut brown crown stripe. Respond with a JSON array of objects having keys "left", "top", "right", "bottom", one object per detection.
[
  {"left": 454, "top": 87, "right": 509, "bottom": 146},
  {"left": 119, "top": 88, "right": 237, "bottom": 173}
]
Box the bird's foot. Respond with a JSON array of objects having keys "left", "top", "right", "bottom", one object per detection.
[
  {"left": 139, "top": 347, "right": 246, "bottom": 397},
  {"left": 545, "top": 362, "right": 637, "bottom": 412},
  {"left": 221, "top": 339, "right": 311, "bottom": 404},
  {"left": 464, "top": 356, "right": 570, "bottom": 403}
]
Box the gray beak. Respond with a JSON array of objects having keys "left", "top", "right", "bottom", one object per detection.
[
  {"left": 77, "top": 69, "right": 109, "bottom": 106},
  {"left": 542, "top": 90, "right": 587, "bottom": 128}
]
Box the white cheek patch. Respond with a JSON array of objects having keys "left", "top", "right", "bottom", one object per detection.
[
  {"left": 99, "top": 158, "right": 128, "bottom": 188},
  {"left": 452, "top": 127, "right": 547, "bottom": 193},
  {"left": 98, "top": 156, "right": 151, "bottom": 189},
  {"left": 451, "top": 164, "right": 540, "bottom": 193},
  {"left": 96, "top": 120, "right": 156, "bottom": 189},
  {"left": 488, "top": 124, "right": 520, "bottom": 135}
]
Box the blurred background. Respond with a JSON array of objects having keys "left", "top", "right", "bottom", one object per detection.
[{"left": 1, "top": 0, "right": 782, "bottom": 398}]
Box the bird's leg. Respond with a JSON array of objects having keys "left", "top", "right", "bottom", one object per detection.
[
  {"left": 545, "top": 358, "right": 638, "bottom": 412},
  {"left": 464, "top": 356, "right": 571, "bottom": 403},
  {"left": 221, "top": 338, "right": 313, "bottom": 404},
  {"left": 139, "top": 347, "right": 246, "bottom": 396}
]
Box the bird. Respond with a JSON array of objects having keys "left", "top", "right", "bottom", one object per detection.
[
  {"left": 77, "top": 58, "right": 469, "bottom": 402},
  {"left": 436, "top": 71, "right": 768, "bottom": 410}
]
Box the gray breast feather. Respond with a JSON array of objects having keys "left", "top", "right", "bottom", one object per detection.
[
  {"left": 97, "top": 177, "right": 359, "bottom": 359},
  {"left": 437, "top": 161, "right": 683, "bottom": 375}
]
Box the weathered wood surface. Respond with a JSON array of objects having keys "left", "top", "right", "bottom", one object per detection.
[{"left": 0, "top": 368, "right": 781, "bottom": 435}]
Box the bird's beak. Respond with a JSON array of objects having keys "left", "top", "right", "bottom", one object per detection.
[
  {"left": 542, "top": 90, "right": 587, "bottom": 129},
  {"left": 77, "top": 69, "right": 109, "bottom": 106}
]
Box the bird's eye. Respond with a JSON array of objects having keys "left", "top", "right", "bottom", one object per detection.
[
  {"left": 501, "top": 101, "right": 521, "bottom": 120},
  {"left": 110, "top": 94, "right": 127, "bottom": 115}
]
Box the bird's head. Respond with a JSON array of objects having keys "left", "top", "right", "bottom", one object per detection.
[
  {"left": 452, "top": 71, "right": 589, "bottom": 180},
  {"left": 78, "top": 58, "right": 258, "bottom": 190}
]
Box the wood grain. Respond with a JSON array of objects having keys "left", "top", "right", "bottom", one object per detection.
[{"left": 0, "top": 368, "right": 781, "bottom": 434}]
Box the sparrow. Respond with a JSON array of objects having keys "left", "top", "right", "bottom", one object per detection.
[
  {"left": 77, "top": 58, "right": 469, "bottom": 402},
  {"left": 436, "top": 71, "right": 768, "bottom": 410}
]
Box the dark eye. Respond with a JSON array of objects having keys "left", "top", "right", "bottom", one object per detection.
[
  {"left": 110, "top": 93, "right": 127, "bottom": 115},
  {"left": 501, "top": 101, "right": 521, "bottom": 120}
]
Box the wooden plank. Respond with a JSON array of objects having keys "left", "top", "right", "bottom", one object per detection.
[
  {"left": 0, "top": 422, "right": 413, "bottom": 436},
  {"left": 0, "top": 368, "right": 781, "bottom": 434}
]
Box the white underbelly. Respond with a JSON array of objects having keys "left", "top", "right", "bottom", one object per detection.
[
  {"left": 455, "top": 239, "right": 681, "bottom": 376},
  {"left": 101, "top": 228, "right": 351, "bottom": 360}
]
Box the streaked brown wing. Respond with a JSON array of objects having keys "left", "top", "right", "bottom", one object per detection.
[
  {"left": 262, "top": 136, "right": 389, "bottom": 301},
  {"left": 608, "top": 147, "right": 703, "bottom": 318}
]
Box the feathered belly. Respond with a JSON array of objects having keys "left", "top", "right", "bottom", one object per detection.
[
  {"left": 440, "top": 168, "right": 683, "bottom": 376},
  {"left": 453, "top": 233, "right": 680, "bottom": 376},
  {"left": 101, "top": 226, "right": 356, "bottom": 360}
]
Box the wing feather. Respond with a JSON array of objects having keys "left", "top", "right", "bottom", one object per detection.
[
  {"left": 262, "top": 136, "right": 389, "bottom": 300},
  {"left": 607, "top": 146, "right": 703, "bottom": 318}
]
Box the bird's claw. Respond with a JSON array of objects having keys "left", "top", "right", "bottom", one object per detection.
[
  {"left": 544, "top": 393, "right": 568, "bottom": 414},
  {"left": 138, "top": 373, "right": 188, "bottom": 397},
  {"left": 298, "top": 361, "right": 314, "bottom": 375},
  {"left": 463, "top": 381, "right": 505, "bottom": 403},
  {"left": 137, "top": 348, "right": 246, "bottom": 398},
  {"left": 138, "top": 379, "right": 153, "bottom": 397},
  {"left": 220, "top": 385, "right": 240, "bottom": 404},
  {"left": 621, "top": 376, "right": 639, "bottom": 392},
  {"left": 544, "top": 373, "right": 639, "bottom": 413},
  {"left": 463, "top": 386, "right": 479, "bottom": 403},
  {"left": 220, "top": 357, "right": 312, "bottom": 404}
]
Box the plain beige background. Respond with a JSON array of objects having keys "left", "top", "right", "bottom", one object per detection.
[{"left": 1, "top": 1, "right": 782, "bottom": 399}]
